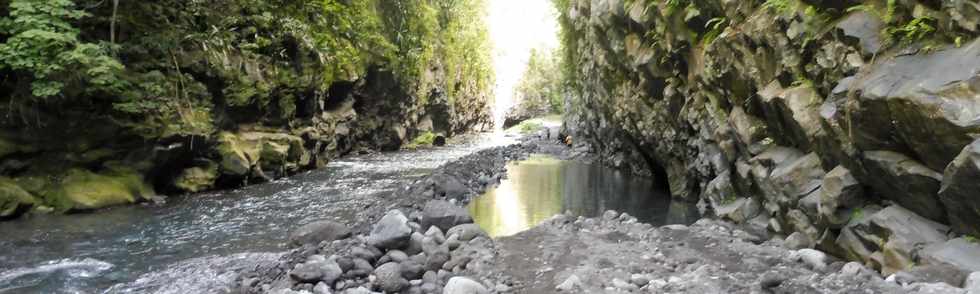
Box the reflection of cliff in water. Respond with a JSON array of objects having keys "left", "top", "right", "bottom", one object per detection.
[{"left": 469, "top": 155, "right": 697, "bottom": 237}]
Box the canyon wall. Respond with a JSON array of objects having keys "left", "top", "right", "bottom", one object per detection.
[
  {"left": 0, "top": 0, "right": 494, "bottom": 218},
  {"left": 557, "top": 0, "right": 980, "bottom": 275}
]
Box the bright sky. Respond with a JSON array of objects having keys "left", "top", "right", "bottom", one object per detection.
[{"left": 487, "top": 0, "right": 560, "bottom": 128}]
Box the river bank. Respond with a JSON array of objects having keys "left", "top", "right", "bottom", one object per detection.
[
  {"left": 0, "top": 134, "right": 515, "bottom": 293},
  {"left": 235, "top": 133, "right": 980, "bottom": 293}
]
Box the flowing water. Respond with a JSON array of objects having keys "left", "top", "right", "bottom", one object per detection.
[
  {"left": 468, "top": 154, "right": 698, "bottom": 237},
  {"left": 0, "top": 134, "right": 516, "bottom": 294}
]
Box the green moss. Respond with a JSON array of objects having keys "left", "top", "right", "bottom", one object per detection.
[
  {"left": 852, "top": 207, "right": 864, "bottom": 221},
  {"left": 174, "top": 162, "right": 219, "bottom": 193},
  {"left": 259, "top": 141, "right": 290, "bottom": 166},
  {"left": 404, "top": 131, "right": 438, "bottom": 150},
  {"left": 0, "top": 178, "right": 37, "bottom": 218},
  {"left": 52, "top": 168, "right": 153, "bottom": 211},
  {"left": 216, "top": 132, "right": 254, "bottom": 176}
]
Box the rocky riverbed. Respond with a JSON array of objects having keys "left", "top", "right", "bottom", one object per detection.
[{"left": 232, "top": 135, "right": 980, "bottom": 294}]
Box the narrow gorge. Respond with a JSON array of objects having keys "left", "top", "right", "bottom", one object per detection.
[{"left": 1, "top": 0, "right": 980, "bottom": 293}]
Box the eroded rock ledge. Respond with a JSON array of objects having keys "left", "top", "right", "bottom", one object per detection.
[{"left": 555, "top": 0, "right": 980, "bottom": 279}]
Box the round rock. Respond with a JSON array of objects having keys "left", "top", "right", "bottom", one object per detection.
[
  {"left": 422, "top": 200, "right": 473, "bottom": 231},
  {"left": 289, "top": 220, "right": 351, "bottom": 247},
  {"left": 443, "top": 277, "right": 489, "bottom": 294},
  {"left": 374, "top": 262, "right": 409, "bottom": 293}
]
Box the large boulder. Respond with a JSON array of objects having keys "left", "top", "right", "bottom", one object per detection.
[
  {"left": 818, "top": 166, "right": 863, "bottom": 228},
  {"left": 431, "top": 174, "right": 468, "bottom": 200},
  {"left": 422, "top": 200, "right": 473, "bottom": 231},
  {"left": 289, "top": 255, "right": 342, "bottom": 284},
  {"left": 216, "top": 132, "right": 255, "bottom": 176},
  {"left": 446, "top": 224, "right": 488, "bottom": 242},
  {"left": 768, "top": 152, "right": 825, "bottom": 206},
  {"left": 747, "top": 146, "right": 807, "bottom": 210},
  {"left": 861, "top": 151, "right": 946, "bottom": 222},
  {"left": 55, "top": 168, "right": 154, "bottom": 211},
  {"left": 846, "top": 39, "right": 980, "bottom": 172},
  {"left": 922, "top": 238, "right": 980, "bottom": 273},
  {"left": 173, "top": 161, "right": 218, "bottom": 193},
  {"left": 704, "top": 171, "right": 760, "bottom": 223},
  {"left": 289, "top": 220, "right": 352, "bottom": 247},
  {"left": 368, "top": 210, "right": 413, "bottom": 250},
  {"left": 757, "top": 84, "right": 829, "bottom": 154},
  {"left": 0, "top": 178, "right": 37, "bottom": 219},
  {"left": 834, "top": 11, "right": 884, "bottom": 56},
  {"left": 938, "top": 139, "right": 980, "bottom": 236},
  {"left": 848, "top": 206, "right": 950, "bottom": 274}
]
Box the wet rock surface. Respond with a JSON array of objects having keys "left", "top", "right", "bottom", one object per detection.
[
  {"left": 555, "top": 1, "right": 980, "bottom": 289},
  {"left": 235, "top": 137, "right": 974, "bottom": 293}
]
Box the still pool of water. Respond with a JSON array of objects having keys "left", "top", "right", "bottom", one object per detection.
[{"left": 468, "top": 154, "right": 698, "bottom": 237}]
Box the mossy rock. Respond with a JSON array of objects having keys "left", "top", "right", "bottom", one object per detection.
[
  {"left": 174, "top": 161, "right": 219, "bottom": 193},
  {"left": 404, "top": 131, "right": 438, "bottom": 149},
  {"left": 0, "top": 178, "right": 38, "bottom": 218},
  {"left": 216, "top": 132, "right": 255, "bottom": 176},
  {"left": 54, "top": 168, "right": 155, "bottom": 211},
  {"left": 259, "top": 141, "right": 290, "bottom": 167}
]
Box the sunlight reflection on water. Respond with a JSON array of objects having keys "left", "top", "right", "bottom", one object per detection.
[{"left": 468, "top": 154, "right": 698, "bottom": 237}]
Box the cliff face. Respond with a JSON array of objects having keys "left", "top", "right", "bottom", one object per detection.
[
  {"left": 0, "top": 0, "right": 493, "bottom": 218},
  {"left": 557, "top": 0, "right": 980, "bottom": 274}
]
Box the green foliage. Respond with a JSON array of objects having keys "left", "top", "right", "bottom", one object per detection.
[
  {"left": 762, "top": 0, "right": 793, "bottom": 14},
  {"left": 514, "top": 48, "right": 564, "bottom": 115},
  {"left": 510, "top": 120, "right": 545, "bottom": 134},
  {"left": 852, "top": 207, "right": 864, "bottom": 220},
  {"left": 433, "top": 0, "right": 494, "bottom": 104},
  {"left": 0, "top": 0, "right": 492, "bottom": 139},
  {"left": 847, "top": 1, "right": 944, "bottom": 46},
  {"left": 551, "top": 0, "right": 582, "bottom": 104},
  {"left": 0, "top": 0, "right": 125, "bottom": 99},
  {"left": 662, "top": 0, "right": 689, "bottom": 16},
  {"left": 846, "top": 0, "right": 897, "bottom": 23},
  {"left": 701, "top": 17, "right": 728, "bottom": 45},
  {"left": 404, "top": 131, "right": 437, "bottom": 149},
  {"left": 886, "top": 16, "right": 936, "bottom": 44},
  {"left": 966, "top": 235, "right": 978, "bottom": 243}
]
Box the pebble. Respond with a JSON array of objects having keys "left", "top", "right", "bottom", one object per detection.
[
  {"left": 795, "top": 249, "right": 828, "bottom": 271},
  {"left": 612, "top": 278, "right": 638, "bottom": 291},
  {"left": 313, "top": 282, "right": 331, "bottom": 294},
  {"left": 759, "top": 273, "right": 785, "bottom": 289},
  {"left": 629, "top": 273, "right": 651, "bottom": 286},
  {"left": 374, "top": 262, "right": 409, "bottom": 292},
  {"left": 387, "top": 250, "right": 409, "bottom": 262},
  {"left": 444, "top": 277, "right": 489, "bottom": 294},
  {"left": 556, "top": 274, "right": 581, "bottom": 291},
  {"left": 965, "top": 272, "right": 980, "bottom": 293}
]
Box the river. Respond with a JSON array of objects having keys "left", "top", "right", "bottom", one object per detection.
[{"left": 0, "top": 133, "right": 516, "bottom": 294}]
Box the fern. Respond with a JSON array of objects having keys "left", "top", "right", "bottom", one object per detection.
[
  {"left": 701, "top": 17, "right": 728, "bottom": 45},
  {"left": 762, "top": 0, "right": 793, "bottom": 14},
  {"left": 886, "top": 16, "right": 936, "bottom": 44}
]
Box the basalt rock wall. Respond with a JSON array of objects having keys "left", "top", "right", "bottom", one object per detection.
[
  {"left": 557, "top": 0, "right": 980, "bottom": 275},
  {"left": 0, "top": 0, "right": 493, "bottom": 218}
]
